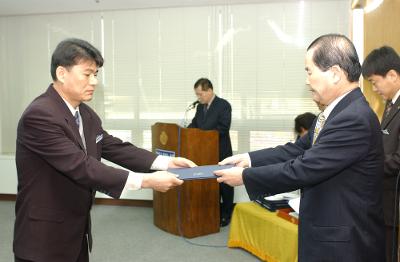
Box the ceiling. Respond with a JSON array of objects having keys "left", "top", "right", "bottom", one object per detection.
[{"left": 0, "top": 0, "right": 340, "bottom": 17}]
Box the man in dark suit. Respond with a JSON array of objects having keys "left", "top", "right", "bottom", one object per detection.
[
  {"left": 362, "top": 46, "right": 400, "bottom": 262},
  {"left": 188, "top": 78, "right": 234, "bottom": 226},
  {"left": 215, "top": 34, "right": 385, "bottom": 261},
  {"left": 13, "top": 38, "right": 195, "bottom": 262}
]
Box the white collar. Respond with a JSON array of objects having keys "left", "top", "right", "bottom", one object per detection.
[
  {"left": 207, "top": 94, "right": 216, "bottom": 108},
  {"left": 391, "top": 89, "right": 400, "bottom": 104},
  {"left": 61, "top": 97, "right": 80, "bottom": 116},
  {"left": 322, "top": 90, "right": 352, "bottom": 120}
]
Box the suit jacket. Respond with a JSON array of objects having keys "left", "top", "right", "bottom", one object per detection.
[
  {"left": 242, "top": 88, "right": 385, "bottom": 262},
  {"left": 13, "top": 85, "right": 157, "bottom": 262},
  {"left": 381, "top": 99, "right": 400, "bottom": 226},
  {"left": 188, "top": 96, "right": 232, "bottom": 161}
]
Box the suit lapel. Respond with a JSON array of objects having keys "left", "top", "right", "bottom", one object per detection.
[
  {"left": 205, "top": 96, "right": 218, "bottom": 115},
  {"left": 325, "top": 88, "right": 363, "bottom": 123},
  {"left": 46, "top": 85, "right": 87, "bottom": 151},
  {"left": 201, "top": 96, "right": 218, "bottom": 122},
  {"left": 381, "top": 99, "right": 400, "bottom": 129},
  {"left": 69, "top": 116, "right": 86, "bottom": 152},
  {"left": 80, "top": 106, "right": 96, "bottom": 157},
  {"left": 310, "top": 88, "right": 363, "bottom": 145}
]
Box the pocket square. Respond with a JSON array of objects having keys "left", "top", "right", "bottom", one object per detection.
[{"left": 96, "top": 134, "right": 103, "bottom": 143}]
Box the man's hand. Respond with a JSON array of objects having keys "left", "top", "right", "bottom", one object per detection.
[
  {"left": 168, "top": 157, "right": 197, "bottom": 169},
  {"left": 214, "top": 166, "right": 244, "bottom": 187},
  {"left": 142, "top": 171, "right": 184, "bottom": 192},
  {"left": 219, "top": 153, "right": 250, "bottom": 168}
]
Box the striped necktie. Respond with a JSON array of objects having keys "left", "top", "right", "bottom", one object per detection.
[
  {"left": 74, "top": 111, "right": 91, "bottom": 249},
  {"left": 313, "top": 113, "right": 326, "bottom": 145},
  {"left": 74, "top": 111, "right": 80, "bottom": 128},
  {"left": 74, "top": 111, "right": 87, "bottom": 150},
  {"left": 385, "top": 101, "right": 393, "bottom": 119}
]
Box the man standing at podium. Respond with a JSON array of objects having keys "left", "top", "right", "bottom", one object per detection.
[
  {"left": 216, "top": 34, "right": 385, "bottom": 261},
  {"left": 14, "top": 38, "right": 195, "bottom": 262},
  {"left": 188, "top": 78, "right": 234, "bottom": 227}
]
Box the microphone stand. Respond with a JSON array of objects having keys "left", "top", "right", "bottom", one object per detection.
[{"left": 181, "top": 103, "right": 196, "bottom": 127}]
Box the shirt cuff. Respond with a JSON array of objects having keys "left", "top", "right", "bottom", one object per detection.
[
  {"left": 150, "top": 155, "right": 170, "bottom": 171},
  {"left": 121, "top": 155, "right": 171, "bottom": 195},
  {"left": 246, "top": 153, "right": 252, "bottom": 167},
  {"left": 122, "top": 172, "right": 144, "bottom": 193}
]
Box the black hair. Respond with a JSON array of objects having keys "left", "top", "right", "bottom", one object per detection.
[
  {"left": 50, "top": 38, "right": 104, "bottom": 81},
  {"left": 362, "top": 46, "right": 400, "bottom": 78},
  {"left": 194, "top": 78, "right": 213, "bottom": 91},
  {"left": 295, "top": 112, "right": 316, "bottom": 134}
]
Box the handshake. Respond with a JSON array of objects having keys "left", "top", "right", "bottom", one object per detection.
[{"left": 143, "top": 153, "right": 250, "bottom": 192}]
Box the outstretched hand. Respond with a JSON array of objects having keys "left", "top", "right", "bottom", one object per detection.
[
  {"left": 168, "top": 157, "right": 197, "bottom": 169},
  {"left": 219, "top": 153, "right": 250, "bottom": 168},
  {"left": 214, "top": 166, "right": 244, "bottom": 187},
  {"left": 142, "top": 171, "right": 183, "bottom": 192}
]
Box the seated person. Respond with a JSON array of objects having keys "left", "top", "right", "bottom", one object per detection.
[{"left": 294, "top": 112, "right": 316, "bottom": 140}]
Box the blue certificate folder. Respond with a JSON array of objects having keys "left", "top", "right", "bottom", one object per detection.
[{"left": 168, "top": 164, "right": 234, "bottom": 180}]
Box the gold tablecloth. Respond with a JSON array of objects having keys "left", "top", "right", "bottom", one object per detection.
[{"left": 228, "top": 202, "right": 298, "bottom": 262}]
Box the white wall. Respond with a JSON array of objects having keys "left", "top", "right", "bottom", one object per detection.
[{"left": 0, "top": 155, "right": 18, "bottom": 194}]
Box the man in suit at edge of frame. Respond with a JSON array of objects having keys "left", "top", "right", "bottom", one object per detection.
[
  {"left": 362, "top": 45, "right": 400, "bottom": 262},
  {"left": 215, "top": 34, "right": 385, "bottom": 262}
]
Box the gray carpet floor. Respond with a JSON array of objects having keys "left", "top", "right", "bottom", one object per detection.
[{"left": 0, "top": 201, "right": 259, "bottom": 261}]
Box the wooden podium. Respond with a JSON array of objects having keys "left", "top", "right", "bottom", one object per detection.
[{"left": 151, "top": 122, "right": 220, "bottom": 238}]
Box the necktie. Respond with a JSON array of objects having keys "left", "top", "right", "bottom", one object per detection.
[
  {"left": 74, "top": 111, "right": 87, "bottom": 150},
  {"left": 203, "top": 104, "right": 208, "bottom": 115},
  {"left": 74, "top": 111, "right": 80, "bottom": 128},
  {"left": 313, "top": 113, "right": 326, "bottom": 144},
  {"left": 385, "top": 101, "right": 393, "bottom": 119},
  {"left": 74, "top": 111, "right": 92, "bottom": 250}
]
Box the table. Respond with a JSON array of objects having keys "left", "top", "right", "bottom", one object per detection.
[{"left": 228, "top": 202, "right": 298, "bottom": 262}]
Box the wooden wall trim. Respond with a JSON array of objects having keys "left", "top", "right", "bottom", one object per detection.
[
  {"left": 0, "top": 194, "right": 16, "bottom": 201},
  {"left": 0, "top": 194, "right": 153, "bottom": 207},
  {"left": 94, "top": 198, "right": 153, "bottom": 207}
]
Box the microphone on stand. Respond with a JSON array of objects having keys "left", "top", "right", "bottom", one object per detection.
[
  {"left": 182, "top": 100, "right": 199, "bottom": 127},
  {"left": 187, "top": 100, "right": 199, "bottom": 110}
]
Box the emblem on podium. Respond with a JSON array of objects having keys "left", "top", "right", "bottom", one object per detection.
[{"left": 160, "top": 131, "right": 168, "bottom": 145}]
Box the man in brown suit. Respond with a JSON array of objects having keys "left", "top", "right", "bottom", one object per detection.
[
  {"left": 362, "top": 46, "right": 400, "bottom": 262},
  {"left": 13, "top": 38, "right": 195, "bottom": 262}
]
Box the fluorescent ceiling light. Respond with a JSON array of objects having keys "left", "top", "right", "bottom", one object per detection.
[{"left": 364, "top": 0, "right": 383, "bottom": 13}]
